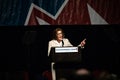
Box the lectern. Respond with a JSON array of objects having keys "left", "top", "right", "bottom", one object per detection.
[
  {"left": 50, "top": 46, "right": 82, "bottom": 62},
  {"left": 49, "top": 47, "right": 82, "bottom": 80}
]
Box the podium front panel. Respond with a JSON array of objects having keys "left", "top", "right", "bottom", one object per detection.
[{"left": 50, "top": 47, "right": 82, "bottom": 63}]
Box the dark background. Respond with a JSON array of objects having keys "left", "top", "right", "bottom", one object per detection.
[{"left": 0, "top": 26, "right": 120, "bottom": 75}]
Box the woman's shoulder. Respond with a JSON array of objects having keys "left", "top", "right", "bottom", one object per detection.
[
  {"left": 49, "top": 38, "right": 69, "bottom": 42},
  {"left": 63, "top": 38, "right": 69, "bottom": 41},
  {"left": 49, "top": 39, "right": 56, "bottom": 43}
]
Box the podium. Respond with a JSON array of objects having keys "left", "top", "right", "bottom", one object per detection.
[
  {"left": 50, "top": 46, "right": 82, "bottom": 63},
  {"left": 49, "top": 47, "right": 82, "bottom": 80}
]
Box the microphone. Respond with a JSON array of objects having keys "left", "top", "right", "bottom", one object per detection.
[{"left": 62, "top": 40, "right": 64, "bottom": 47}]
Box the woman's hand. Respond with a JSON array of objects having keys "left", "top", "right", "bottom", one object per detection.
[{"left": 80, "top": 38, "right": 86, "bottom": 47}]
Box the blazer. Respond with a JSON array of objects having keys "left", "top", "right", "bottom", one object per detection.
[{"left": 48, "top": 38, "right": 73, "bottom": 56}]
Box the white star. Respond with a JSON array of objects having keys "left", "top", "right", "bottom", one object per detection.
[{"left": 87, "top": 4, "right": 108, "bottom": 24}]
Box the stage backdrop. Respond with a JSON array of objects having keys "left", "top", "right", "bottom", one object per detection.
[{"left": 0, "top": 0, "right": 120, "bottom": 25}]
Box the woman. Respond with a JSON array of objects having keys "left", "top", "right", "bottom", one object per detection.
[
  {"left": 46, "top": 28, "right": 86, "bottom": 80},
  {"left": 48, "top": 27, "right": 86, "bottom": 56}
]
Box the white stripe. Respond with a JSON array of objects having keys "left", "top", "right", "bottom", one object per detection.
[
  {"left": 24, "top": 3, "right": 34, "bottom": 25},
  {"left": 24, "top": 0, "right": 69, "bottom": 25},
  {"left": 54, "top": 0, "right": 69, "bottom": 19},
  {"left": 87, "top": 4, "right": 108, "bottom": 24},
  {"left": 36, "top": 17, "right": 50, "bottom": 25},
  {"left": 32, "top": 3, "right": 55, "bottom": 19}
]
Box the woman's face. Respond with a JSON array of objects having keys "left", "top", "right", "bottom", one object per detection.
[{"left": 56, "top": 30, "right": 63, "bottom": 41}]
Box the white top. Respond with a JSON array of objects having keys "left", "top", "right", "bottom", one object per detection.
[{"left": 48, "top": 38, "right": 73, "bottom": 56}]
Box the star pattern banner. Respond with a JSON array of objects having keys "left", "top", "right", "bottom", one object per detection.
[{"left": 0, "top": 0, "right": 120, "bottom": 25}]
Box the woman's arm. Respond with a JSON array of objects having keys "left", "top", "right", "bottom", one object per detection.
[
  {"left": 48, "top": 41, "right": 52, "bottom": 56},
  {"left": 78, "top": 38, "right": 86, "bottom": 48}
]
